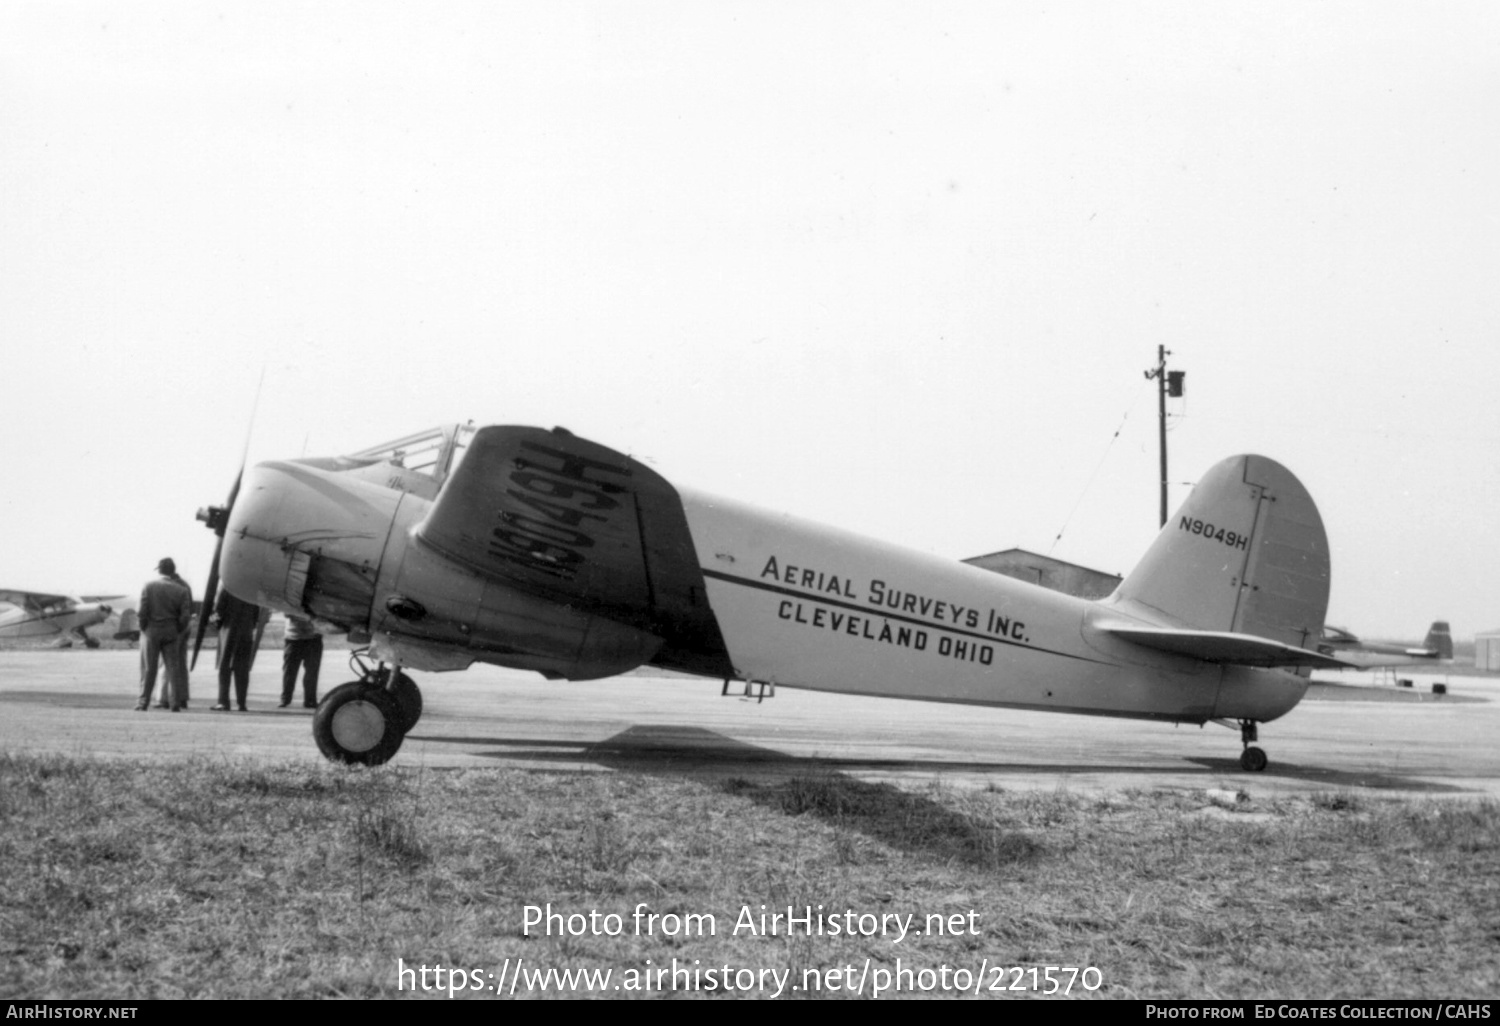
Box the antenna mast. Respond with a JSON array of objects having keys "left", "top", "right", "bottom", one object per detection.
[{"left": 1143, "top": 346, "right": 1185, "bottom": 527}]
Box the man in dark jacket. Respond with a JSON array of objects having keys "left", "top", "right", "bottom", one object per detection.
[
  {"left": 136, "top": 558, "right": 193, "bottom": 711},
  {"left": 213, "top": 591, "right": 265, "bottom": 711},
  {"left": 281, "top": 615, "right": 323, "bottom": 708}
]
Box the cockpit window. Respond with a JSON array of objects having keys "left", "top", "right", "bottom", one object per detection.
[{"left": 345, "top": 422, "right": 476, "bottom": 489}]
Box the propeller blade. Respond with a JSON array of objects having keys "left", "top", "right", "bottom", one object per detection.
[
  {"left": 224, "top": 464, "right": 244, "bottom": 515},
  {"left": 191, "top": 533, "right": 224, "bottom": 671},
  {"left": 191, "top": 461, "right": 244, "bottom": 670},
  {"left": 193, "top": 368, "right": 262, "bottom": 671}
]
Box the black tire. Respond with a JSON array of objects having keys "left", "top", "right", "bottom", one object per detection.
[
  {"left": 389, "top": 672, "right": 422, "bottom": 733},
  {"left": 313, "top": 681, "right": 405, "bottom": 766},
  {"left": 1240, "top": 746, "right": 1268, "bottom": 772}
]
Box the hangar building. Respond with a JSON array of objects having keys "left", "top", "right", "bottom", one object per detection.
[
  {"left": 963, "top": 548, "right": 1123, "bottom": 600},
  {"left": 1476, "top": 629, "right": 1500, "bottom": 672}
]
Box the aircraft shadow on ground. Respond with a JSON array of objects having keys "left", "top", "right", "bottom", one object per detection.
[
  {"left": 412, "top": 724, "right": 1470, "bottom": 861},
  {"left": 0, "top": 688, "right": 1471, "bottom": 798},
  {"left": 410, "top": 723, "right": 1472, "bottom": 796},
  {"left": 1183, "top": 757, "right": 1466, "bottom": 793},
  {"left": 415, "top": 725, "right": 1043, "bottom": 867}
]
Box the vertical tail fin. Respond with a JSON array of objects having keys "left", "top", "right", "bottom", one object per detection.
[
  {"left": 1424, "top": 620, "right": 1453, "bottom": 660},
  {"left": 112, "top": 608, "right": 140, "bottom": 641},
  {"left": 1107, "top": 455, "right": 1330, "bottom": 650}
]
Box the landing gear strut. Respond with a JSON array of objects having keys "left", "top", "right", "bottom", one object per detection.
[
  {"left": 1239, "top": 719, "right": 1268, "bottom": 772},
  {"left": 311, "top": 651, "right": 423, "bottom": 766}
]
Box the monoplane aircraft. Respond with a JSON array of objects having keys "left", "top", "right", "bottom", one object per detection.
[
  {"left": 196, "top": 423, "right": 1350, "bottom": 771},
  {"left": 1316, "top": 621, "right": 1452, "bottom": 668},
  {"left": 0, "top": 590, "right": 133, "bottom": 647}
]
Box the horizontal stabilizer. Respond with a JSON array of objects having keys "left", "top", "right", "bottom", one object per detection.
[{"left": 1103, "top": 625, "right": 1354, "bottom": 669}]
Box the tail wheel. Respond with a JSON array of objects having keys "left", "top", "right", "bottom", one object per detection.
[
  {"left": 313, "top": 682, "right": 405, "bottom": 766},
  {"left": 390, "top": 672, "right": 422, "bottom": 733}
]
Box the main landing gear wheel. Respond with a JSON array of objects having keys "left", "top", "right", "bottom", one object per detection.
[
  {"left": 313, "top": 682, "right": 405, "bottom": 766},
  {"left": 390, "top": 671, "right": 422, "bottom": 733},
  {"left": 1238, "top": 719, "right": 1268, "bottom": 772}
]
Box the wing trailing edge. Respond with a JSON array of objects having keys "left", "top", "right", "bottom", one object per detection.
[{"left": 1102, "top": 624, "right": 1354, "bottom": 669}]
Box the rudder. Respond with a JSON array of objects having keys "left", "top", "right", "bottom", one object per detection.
[
  {"left": 1424, "top": 621, "right": 1453, "bottom": 660},
  {"left": 1108, "top": 455, "right": 1330, "bottom": 651}
]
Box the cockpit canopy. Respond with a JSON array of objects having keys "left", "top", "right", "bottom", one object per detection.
[
  {"left": 294, "top": 422, "right": 476, "bottom": 502},
  {"left": 347, "top": 423, "right": 475, "bottom": 480}
]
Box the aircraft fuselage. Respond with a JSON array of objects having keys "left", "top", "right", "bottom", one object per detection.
[
  {"left": 221, "top": 458, "right": 1307, "bottom": 727},
  {"left": 679, "top": 490, "right": 1305, "bottom": 724},
  {"left": 0, "top": 603, "right": 111, "bottom": 640}
]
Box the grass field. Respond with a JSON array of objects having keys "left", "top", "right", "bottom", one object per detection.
[{"left": 2, "top": 754, "right": 1497, "bottom": 1000}]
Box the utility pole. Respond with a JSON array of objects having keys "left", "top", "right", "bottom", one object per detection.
[{"left": 1143, "top": 346, "right": 1185, "bottom": 527}]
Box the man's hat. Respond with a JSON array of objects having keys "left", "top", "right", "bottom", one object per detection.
[{"left": 157, "top": 558, "right": 176, "bottom": 575}]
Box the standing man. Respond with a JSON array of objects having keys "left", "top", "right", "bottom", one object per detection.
[
  {"left": 163, "top": 561, "right": 194, "bottom": 708},
  {"left": 213, "top": 590, "right": 265, "bottom": 712},
  {"left": 136, "top": 558, "right": 193, "bottom": 712},
  {"left": 281, "top": 614, "right": 323, "bottom": 709}
]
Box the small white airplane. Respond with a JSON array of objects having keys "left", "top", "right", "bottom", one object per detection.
[
  {"left": 1316, "top": 621, "right": 1453, "bottom": 669},
  {"left": 0, "top": 590, "right": 134, "bottom": 647},
  {"left": 197, "top": 423, "right": 1351, "bottom": 772}
]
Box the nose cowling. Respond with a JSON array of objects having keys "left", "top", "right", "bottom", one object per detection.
[{"left": 220, "top": 460, "right": 404, "bottom": 631}]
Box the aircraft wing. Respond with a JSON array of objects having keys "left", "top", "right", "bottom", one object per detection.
[
  {"left": 413, "top": 426, "right": 718, "bottom": 644},
  {"left": 1103, "top": 625, "right": 1355, "bottom": 669},
  {"left": 0, "top": 590, "right": 74, "bottom": 612}
]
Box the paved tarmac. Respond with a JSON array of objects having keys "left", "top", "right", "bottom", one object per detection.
[{"left": 1, "top": 650, "right": 1496, "bottom": 798}]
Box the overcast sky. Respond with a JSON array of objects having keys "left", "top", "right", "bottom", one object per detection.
[{"left": 3, "top": 2, "right": 1496, "bottom": 641}]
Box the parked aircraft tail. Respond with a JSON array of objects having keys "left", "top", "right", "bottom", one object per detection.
[
  {"left": 1107, "top": 455, "right": 1330, "bottom": 652},
  {"left": 1423, "top": 620, "right": 1453, "bottom": 661},
  {"left": 113, "top": 608, "right": 140, "bottom": 641}
]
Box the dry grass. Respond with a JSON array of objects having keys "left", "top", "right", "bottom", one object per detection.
[{"left": 1, "top": 754, "right": 1497, "bottom": 999}]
